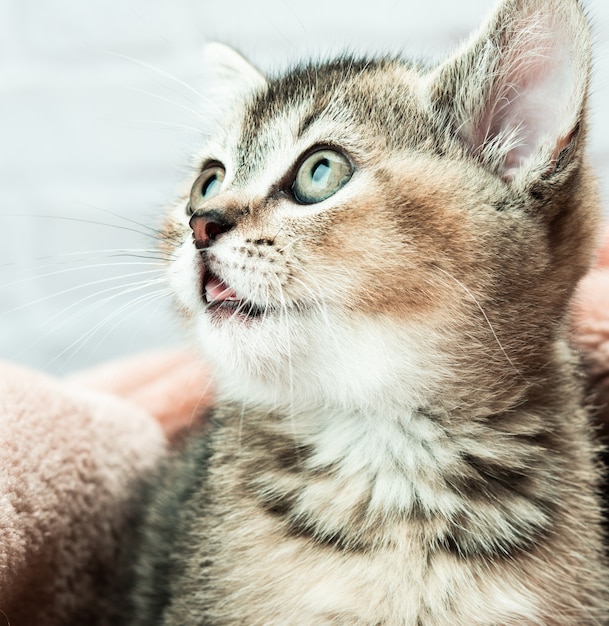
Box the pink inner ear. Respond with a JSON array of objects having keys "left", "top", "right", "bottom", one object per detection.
[{"left": 468, "top": 10, "right": 584, "bottom": 180}]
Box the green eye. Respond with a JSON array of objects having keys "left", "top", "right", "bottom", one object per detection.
[
  {"left": 190, "top": 165, "right": 225, "bottom": 212},
  {"left": 292, "top": 149, "right": 353, "bottom": 204}
]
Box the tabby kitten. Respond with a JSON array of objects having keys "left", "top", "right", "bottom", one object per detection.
[{"left": 130, "top": 0, "right": 609, "bottom": 623}]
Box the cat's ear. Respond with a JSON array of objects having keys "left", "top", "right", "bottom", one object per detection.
[
  {"left": 203, "top": 42, "right": 266, "bottom": 101},
  {"left": 429, "top": 0, "right": 591, "bottom": 181}
]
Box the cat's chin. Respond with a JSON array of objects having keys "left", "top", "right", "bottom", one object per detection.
[{"left": 205, "top": 300, "right": 268, "bottom": 324}]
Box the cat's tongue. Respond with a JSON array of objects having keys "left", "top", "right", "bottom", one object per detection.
[{"left": 205, "top": 274, "right": 239, "bottom": 304}]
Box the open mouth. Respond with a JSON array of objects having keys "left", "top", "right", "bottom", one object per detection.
[{"left": 202, "top": 271, "right": 266, "bottom": 319}]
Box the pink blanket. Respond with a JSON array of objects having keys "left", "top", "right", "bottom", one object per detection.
[
  {"left": 0, "top": 248, "right": 608, "bottom": 625},
  {"left": 0, "top": 351, "right": 212, "bottom": 625}
]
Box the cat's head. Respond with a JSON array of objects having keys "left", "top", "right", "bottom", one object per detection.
[{"left": 163, "top": 0, "right": 599, "bottom": 413}]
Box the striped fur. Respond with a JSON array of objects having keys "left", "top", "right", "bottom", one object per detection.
[{"left": 129, "top": 0, "right": 609, "bottom": 623}]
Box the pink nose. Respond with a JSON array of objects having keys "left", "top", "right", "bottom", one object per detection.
[{"left": 189, "top": 212, "right": 233, "bottom": 249}]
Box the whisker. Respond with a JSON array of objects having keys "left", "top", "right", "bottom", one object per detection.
[
  {"left": 1, "top": 265, "right": 163, "bottom": 298},
  {"left": 3, "top": 247, "right": 173, "bottom": 268},
  {"left": 59, "top": 280, "right": 167, "bottom": 335},
  {"left": 100, "top": 251, "right": 174, "bottom": 262},
  {"left": 10, "top": 278, "right": 166, "bottom": 367},
  {"left": 125, "top": 86, "right": 204, "bottom": 118},
  {"left": 88, "top": 288, "right": 169, "bottom": 358},
  {"left": 186, "top": 368, "right": 217, "bottom": 432},
  {"left": 44, "top": 287, "right": 170, "bottom": 371},
  {"left": 128, "top": 119, "right": 205, "bottom": 134},
  {"left": 287, "top": 274, "right": 341, "bottom": 357},
  {"left": 432, "top": 265, "right": 523, "bottom": 378},
  {"left": 0, "top": 213, "right": 164, "bottom": 242},
  {"left": 0, "top": 253, "right": 169, "bottom": 274},
  {"left": 55, "top": 290, "right": 168, "bottom": 370},
  {"left": 269, "top": 273, "right": 301, "bottom": 459},
  {"left": 73, "top": 202, "right": 168, "bottom": 241},
  {"left": 237, "top": 398, "right": 247, "bottom": 457},
  {"left": 38, "top": 277, "right": 166, "bottom": 330},
  {"left": 107, "top": 52, "right": 206, "bottom": 103}
]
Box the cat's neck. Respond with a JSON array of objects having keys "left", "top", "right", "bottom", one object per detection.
[{"left": 216, "top": 391, "right": 571, "bottom": 561}]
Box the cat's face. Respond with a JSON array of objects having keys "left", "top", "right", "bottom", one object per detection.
[{"left": 164, "top": 0, "right": 599, "bottom": 411}]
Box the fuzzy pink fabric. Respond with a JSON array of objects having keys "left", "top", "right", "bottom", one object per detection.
[
  {"left": 571, "top": 231, "right": 609, "bottom": 438},
  {"left": 0, "top": 248, "right": 608, "bottom": 624},
  {"left": 0, "top": 351, "right": 212, "bottom": 626}
]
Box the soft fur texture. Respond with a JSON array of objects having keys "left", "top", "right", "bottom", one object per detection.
[
  {"left": 3, "top": 0, "right": 609, "bottom": 623},
  {"left": 0, "top": 351, "right": 211, "bottom": 626},
  {"left": 0, "top": 253, "right": 607, "bottom": 625},
  {"left": 130, "top": 0, "right": 609, "bottom": 623}
]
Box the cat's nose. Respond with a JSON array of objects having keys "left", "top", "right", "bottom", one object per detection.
[{"left": 189, "top": 211, "right": 234, "bottom": 249}]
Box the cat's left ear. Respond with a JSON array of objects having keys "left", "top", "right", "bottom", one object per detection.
[
  {"left": 428, "top": 0, "right": 591, "bottom": 182},
  {"left": 203, "top": 42, "right": 267, "bottom": 102}
]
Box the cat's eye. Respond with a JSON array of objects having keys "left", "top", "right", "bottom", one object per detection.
[
  {"left": 292, "top": 149, "right": 353, "bottom": 204},
  {"left": 189, "top": 165, "right": 225, "bottom": 213}
]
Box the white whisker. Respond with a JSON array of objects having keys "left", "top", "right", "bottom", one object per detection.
[
  {"left": 107, "top": 52, "right": 206, "bottom": 103},
  {"left": 125, "top": 86, "right": 204, "bottom": 119},
  {"left": 0, "top": 213, "right": 164, "bottom": 242},
  {"left": 1, "top": 267, "right": 163, "bottom": 312},
  {"left": 187, "top": 368, "right": 216, "bottom": 432},
  {"left": 287, "top": 274, "right": 341, "bottom": 358},
  {"left": 88, "top": 288, "right": 168, "bottom": 357},
  {"left": 269, "top": 273, "right": 300, "bottom": 459},
  {"left": 72, "top": 202, "right": 169, "bottom": 242},
  {"left": 433, "top": 265, "right": 523, "bottom": 378},
  {"left": 43, "top": 287, "right": 169, "bottom": 371},
  {"left": 3, "top": 248, "right": 173, "bottom": 269},
  {"left": 129, "top": 119, "right": 205, "bottom": 134},
  {"left": 38, "top": 277, "right": 166, "bottom": 331}
]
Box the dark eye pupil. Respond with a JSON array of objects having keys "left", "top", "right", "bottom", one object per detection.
[
  {"left": 202, "top": 175, "right": 220, "bottom": 198},
  {"left": 311, "top": 159, "right": 330, "bottom": 184},
  {"left": 291, "top": 148, "right": 353, "bottom": 205}
]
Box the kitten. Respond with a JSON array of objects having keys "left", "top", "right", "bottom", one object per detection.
[{"left": 128, "top": 0, "right": 609, "bottom": 623}]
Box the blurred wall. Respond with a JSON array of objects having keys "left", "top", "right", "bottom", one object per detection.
[{"left": 0, "top": 0, "right": 607, "bottom": 373}]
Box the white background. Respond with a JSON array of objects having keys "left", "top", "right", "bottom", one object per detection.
[{"left": 1, "top": 0, "right": 608, "bottom": 374}]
